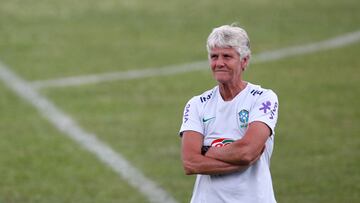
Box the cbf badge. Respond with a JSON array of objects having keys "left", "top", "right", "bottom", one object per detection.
[{"left": 239, "top": 109, "right": 249, "bottom": 128}]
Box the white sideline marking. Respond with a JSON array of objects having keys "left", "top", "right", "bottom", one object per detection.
[
  {"left": 0, "top": 63, "right": 178, "bottom": 203},
  {"left": 30, "top": 30, "right": 360, "bottom": 89},
  {"left": 253, "top": 30, "right": 360, "bottom": 63},
  {"left": 31, "top": 61, "right": 209, "bottom": 89}
]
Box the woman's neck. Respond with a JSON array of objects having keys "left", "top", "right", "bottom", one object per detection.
[{"left": 218, "top": 81, "right": 247, "bottom": 101}]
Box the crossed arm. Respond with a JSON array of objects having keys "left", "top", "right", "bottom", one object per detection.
[{"left": 181, "top": 121, "right": 271, "bottom": 175}]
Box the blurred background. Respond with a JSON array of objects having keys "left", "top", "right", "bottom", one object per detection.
[{"left": 0, "top": 0, "right": 359, "bottom": 202}]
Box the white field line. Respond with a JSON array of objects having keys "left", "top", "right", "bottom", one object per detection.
[
  {"left": 31, "top": 61, "right": 209, "bottom": 89},
  {"left": 0, "top": 63, "right": 178, "bottom": 203},
  {"left": 30, "top": 30, "right": 360, "bottom": 89}
]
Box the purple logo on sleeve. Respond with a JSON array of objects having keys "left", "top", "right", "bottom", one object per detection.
[
  {"left": 183, "top": 104, "right": 190, "bottom": 123},
  {"left": 259, "top": 101, "right": 271, "bottom": 113},
  {"left": 269, "top": 102, "right": 278, "bottom": 120}
]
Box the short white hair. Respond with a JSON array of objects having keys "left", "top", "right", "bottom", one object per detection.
[{"left": 206, "top": 24, "right": 251, "bottom": 61}]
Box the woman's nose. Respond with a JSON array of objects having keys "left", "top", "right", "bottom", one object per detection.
[{"left": 215, "top": 57, "right": 225, "bottom": 67}]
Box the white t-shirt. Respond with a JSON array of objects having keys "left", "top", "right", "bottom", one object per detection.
[{"left": 179, "top": 82, "right": 279, "bottom": 203}]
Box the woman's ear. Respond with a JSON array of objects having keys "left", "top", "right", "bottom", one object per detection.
[{"left": 241, "top": 56, "right": 249, "bottom": 71}]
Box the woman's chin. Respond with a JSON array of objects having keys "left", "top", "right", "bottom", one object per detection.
[
  {"left": 213, "top": 72, "right": 229, "bottom": 81},
  {"left": 214, "top": 77, "right": 231, "bottom": 84}
]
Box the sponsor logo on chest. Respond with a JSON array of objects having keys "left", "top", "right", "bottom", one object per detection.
[{"left": 211, "top": 138, "right": 234, "bottom": 147}]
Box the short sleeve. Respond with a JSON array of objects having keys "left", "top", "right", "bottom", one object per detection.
[
  {"left": 179, "top": 97, "right": 204, "bottom": 136},
  {"left": 249, "top": 90, "right": 279, "bottom": 136}
]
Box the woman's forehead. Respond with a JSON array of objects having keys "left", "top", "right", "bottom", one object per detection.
[{"left": 210, "top": 47, "right": 237, "bottom": 54}]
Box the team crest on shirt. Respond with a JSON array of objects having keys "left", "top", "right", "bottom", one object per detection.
[{"left": 238, "top": 109, "right": 249, "bottom": 128}]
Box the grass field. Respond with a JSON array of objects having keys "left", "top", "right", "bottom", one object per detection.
[{"left": 1, "top": 0, "right": 359, "bottom": 202}]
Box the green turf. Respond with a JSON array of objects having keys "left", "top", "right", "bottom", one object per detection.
[
  {"left": 0, "top": 0, "right": 359, "bottom": 80},
  {"left": 0, "top": 84, "right": 149, "bottom": 203},
  {"left": 0, "top": 0, "right": 359, "bottom": 202}
]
